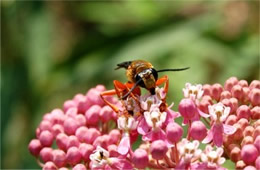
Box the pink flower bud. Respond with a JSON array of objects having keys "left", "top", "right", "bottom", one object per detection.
[
  {"left": 43, "top": 113, "right": 52, "bottom": 122},
  {"left": 40, "top": 147, "right": 53, "bottom": 163},
  {"left": 241, "top": 144, "right": 259, "bottom": 164},
  {"left": 52, "top": 124, "right": 64, "bottom": 137},
  {"left": 241, "top": 136, "right": 254, "bottom": 147},
  {"left": 84, "top": 128, "right": 101, "bottom": 144},
  {"left": 43, "top": 161, "right": 57, "bottom": 170},
  {"left": 230, "top": 146, "right": 241, "bottom": 162},
  {"left": 100, "top": 106, "right": 113, "bottom": 123},
  {"left": 51, "top": 109, "right": 65, "bottom": 124},
  {"left": 190, "top": 121, "right": 207, "bottom": 141},
  {"left": 67, "top": 136, "right": 80, "bottom": 149},
  {"left": 86, "top": 88, "right": 104, "bottom": 106},
  {"left": 225, "top": 77, "right": 238, "bottom": 91},
  {"left": 65, "top": 107, "right": 78, "bottom": 118},
  {"left": 251, "top": 106, "right": 260, "bottom": 120},
  {"left": 72, "top": 164, "right": 87, "bottom": 170},
  {"left": 244, "top": 166, "right": 256, "bottom": 170},
  {"left": 249, "top": 80, "right": 260, "bottom": 90},
  {"left": 39, "top": 130, "right": 54, "bottom": 147},
  {"left": 250, "top": 88, "right": 260, "bottom": 106},
  {"left": 231, "top": 85, "right": 243, "bottom": 101},
  {"left": 109, "top": 129, "right": 121, "bottom": 144},
  {"left": 107, "top": 144, "right": 119, "bottom": 157},
  {"left": 59, "top": 168, "right": 69, "bottom": 170},
  {"left": 225, "top": 115, "right": 237, "bottom": 125},
  {"left": 66, "top": 147, "right": 82, "bottom": 165},
  {"left": 39, "top": 120, "right": 53, "bottom": 132},
  {"left": 64, "top": 117, "right": 79, "bottom": 135},
  {"left": 211, "top": 83, "right": 223, "bottom": 101},
  {"left": 75, "top": 114, "right": 86, "bottom": 127},
  {"left": 221, "top": 99, "right": 233, "bottom": 113},
  {"left": 236, "top": 160, "right": 246, "bottom": 169},
  {"left": 253, "top": 126, "right": 260, "bottom": 140},
  {"left": 231, "top": 124, "right": 243, "bottom": 141},
  {"left": 256, "top": 156, "right": 260, "bottom": 169},
  {"left": 230, "top": 97, "right": 238, "bottom": 113},
  {"left": 150, "top": 140, "right": 168, "bottom": 160},
  {"left": 93, "top": 136, "right": 108, "bottom": 149},
  {"left": 56, "top": 133, "right": 69, "bottom": 151},
  {"left": 75, "top": 126, "right": 89, "bottom": 143},
  {"left": 254, "top": 136, "right": 260, "bottom": 152},
  {"left": 220, "top": 90, "right": 232, "bottom": 100},
  {"left": 96, "top": 85, "right": 106, "bottom": 92},
  {"left": 243, "top": 126, "right": 254, "bottom": 137},
  {"left": 132, "top": 148, "right": 149, "bottom": 168},
  {"left": 53, "top": 149, "right": 66, "bottom": 168},
  {"left": 76, "top": 95, "right": 91, "bottom": 114},
  {"left": 166, "top": 122, "right": 183, "bottom": 143},
  {"left": 63, "top": 100, "right": 77, "bottom": 113},
  {"left": 237, "top": 118, "right": 249, "bottom": 129},
  {"left": 85, "top": 105, "right": 101, "bottom": 126},
  {"left": 198, "top": 98, "right": 211, "bottom": 114},
  {"left": 178, "top": 98, "right": 197, "bottom": 120},
  {"left": 28, "top": 139, "right": 42, "bottom": 156},
  {"left": 36, "top": 128, "right": 41, "bottom": 138},
  {"left": 202, "top": 84, "right": 211, "bottom": 96},
  {"left": 79, "top": 143, "right": 94, "bottom": 162},
  {"left": 73, "top": 94, "right": 85, "bottom": 103},
  {"left": 238, "top": 80, "right": 248, "bottom": 87},
  {"left": 253, "top": 119, "right": 260, "bottom": 128},
  {"left": 237, "top": 105, "right": 251, "bottom": 120}
]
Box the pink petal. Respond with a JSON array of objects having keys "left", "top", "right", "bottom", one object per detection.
[
  {"left": 198, "top": 109, "right": 210, "bottom": 118},
  {"left": 213, "top": 124, "right": 224, "bottom": 147},
  {"left": 117, "top": 135, "right": 130, "bottom": 155},
  {"left": 111, "top": 158, "right": 133, "bottom": 170},
  {"left": 202, "top": 129, "right": 213, "bottom": 144},
  {"left": 223, "top": 124, "right": 236, "bottom": 135},
  {"left": 137, "top": 118, "right": 150, "bottom": 135}
]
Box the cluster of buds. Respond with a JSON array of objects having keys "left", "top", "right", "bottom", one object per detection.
[
  {"left": 28, "top": 77, "right": 260, "bottom": 169},
  {"left": 200, "top": 77, "right": 260, "bottom": 169}
]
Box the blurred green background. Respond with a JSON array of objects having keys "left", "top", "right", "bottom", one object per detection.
[{"left": 1, "top": 0, "right": 259, "bottom": 169}]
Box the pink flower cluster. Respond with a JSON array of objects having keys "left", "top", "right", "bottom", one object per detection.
[{"left": 28, "top": 78, "right": 260, "bottom": 170}]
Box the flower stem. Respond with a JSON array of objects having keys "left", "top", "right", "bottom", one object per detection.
[
  {"left": 164, "top": 155, "right": 175, "bottom": 167},
  {"left": 36, "top": 158, "right": 44, "bottom": 168},
  {"left": 174, "top": 142, "right": 179, "bottom": 164},
  {"left": 187, "top": 120, "right": 191, "bottom": 140}
]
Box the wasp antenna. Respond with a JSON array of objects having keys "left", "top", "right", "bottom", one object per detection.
[
  {"left": 157, "top": 67, "right": 190, "bottom": 72},
  {"left": 114, "top": 61, "right": 132, "bottom": 70},
  {"left": 121, "top": 79, "right": 142, "bottom": 100}
]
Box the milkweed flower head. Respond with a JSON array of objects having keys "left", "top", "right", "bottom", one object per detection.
[{"left": 29, "top": 78, "right": 260, "bottom": 169}]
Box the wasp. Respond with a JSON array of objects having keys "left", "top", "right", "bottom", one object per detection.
[{"left": 100, "top": 60, "right": 189, "bottom": 115}]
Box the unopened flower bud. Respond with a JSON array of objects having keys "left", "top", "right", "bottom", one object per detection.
[
  {"left": 100, "top": 106, "right": 113, "bottom": 123},
  {"left": 51, "top": 109, "right": 65, "bottom": 124},
  {"left": 75, "top": 126, "right": 88, "bottom": 143},
  {"left": 53, "top": 149, "right": 66, "bottom": 168},
  {"left": 202, "top": 84, "right": 211, "bottom": 96},
  {"left": 39, "top": 130, "right": 54, "bottom": 147},
  {"left": 198, "top": 98, "right": 211, "bottom": 114},
  {"left": 231, "top": 85, "right": 243, "bottom": 101},
  {"left": 65, "top": 107, "right": 78, "bottom": 118},
  {"left": 93, "top": 136, "right": 108, "bottom": 149},
  {"left": 178, "top": 98, "right": 197, "bottom": 120},
  {"left": 86, "top": 88, "right": 104, "bottom": 106},
  {"left": 243, "top": 126, "right": 254, "bottom": 137},
  {"left": 238, "top": 80, "right": 248, "bottom": 87},
  {"left": 66, "top": 147, "right": 82, "bottom": 165},
  {"left": 63, "top": 100, "right": 77, "bottom": 113},
  {"left": 225, "top": 77, "right": 238, "bottom": 92},
  {"left": 132, "top": 148, "right": 149, "bottom": 169},
  {"left": 109, "top": 129, "right": 121, "bottom": 144},
  {"left": 85, "top": 105, "right": 101, "bottom": 126},
  {"left": 241, "top": 144, "right": 258, "bottom": 164},
  {"left": 225, "top": 115, "right": 237, "bottom": 125},
  {"left": 220, "top": 90, "right": 232, "bottom": 100},
  {"left": 230, "top": 97, "right": 238, "bottom": 113},
  {"left": 255, "top": 156, "right": 260, "bottom": 169},
  {"left": 237, "top": 105, "right": 251, "bottom": 120},
  {"left": 56, "top": 133, "right": 68, "bottom": 151},
  {"left": 230, "top": 146, "right": 241, "bottom": 162},
  {"left": 43, "top": 161, "right": 57, "bottom": 170},
  {"left": 79, "top": 143, "right": 94, "bottom": 162},
  {"left": 72, "top": 164, "right": 86, "bottom": 170},
  {"left": 64, "top": 117, "right": 79, "bottom": 135},
  {"left": 28, "top": 139, "right": 42, "bottom": 156},
  {"left": 237, "top": 118, "right": 249, "bottom": 129},
  {"left": 242, "top": 87, "right": 250, "bottom": 103},
  {"left": 249, "top": 80, "right": 260, "bottom": 90},
  {"left": 254, "top": 136, "right": 260, "bottom": 152},
  {"left": 75, "top": 114, "right": 86, "bottom": 127},
  {"left": 39, "top": 120, "right": 53, "bottom": 132},
  {"left": 107, "top": 144, "right": 119, "bottom": 157},
  {"left": 67, "top": 136, "right": 80, "bottom": 149},
  {"left": 211, "top": 83, "right": 223, "bottom": 101},
  {"left": 236, "top": 160, "right": 246, "bottom": 169},
  {"left": 52, "top": 124, "right": 64, "bottom": 137},
  {"left": 241, "top": 136, "right": 254, "bottom": 147},
  {"left": 189, "top": 121, "right": 207, "bottom": 141},
  {"left": 84, "top": 128, "right": 101, "bottom": 144},
  {"left": 150, "top": 140, "right": 168, "bottom": 160},
  {"left": 40, "top": 147, "right": 53, "bottom": 163},
  {"left": 251, "top": 106, "right": 260, "bottom": 120},
  {"left": 253, "top": 126, "right": 260, "bottom": 139},
  {"left": 250, "top": 88, "right": 260, "bottom": 106},
  {"left": 166, "top": 122, "right": 183, "bottom": 143},
  {"left": 244, "top": 166, "right": 256, "bottom": 170}
]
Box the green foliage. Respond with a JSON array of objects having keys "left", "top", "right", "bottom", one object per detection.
[{"left": 1, "top": 1, "right": 259, "bottom": 168}]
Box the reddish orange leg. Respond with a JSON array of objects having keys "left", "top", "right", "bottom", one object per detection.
[
  {"left": 100, "top": 89, "right": 120, "bottom": 113},
  {"left": 156, "top": 75, "right": 169, "bottom": 94}
]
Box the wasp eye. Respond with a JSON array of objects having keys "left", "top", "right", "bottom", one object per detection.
[
  {"left": 135, "top": 74, "right": 145, "bottom": 88},
  {"left": 151, "top": 68, "right": 158, "bottom": 81}
]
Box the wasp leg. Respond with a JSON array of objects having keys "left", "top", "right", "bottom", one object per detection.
[
  {"left": 156, "top": 75, "right": 169, "bottom": 94},
  {"left": 100, "top": 90, "right": 120, "bottom": 113}
]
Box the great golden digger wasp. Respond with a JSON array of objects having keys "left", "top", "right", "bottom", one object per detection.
[{"left": 100, "top": 60, "right": 189, "bottom": 115}]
